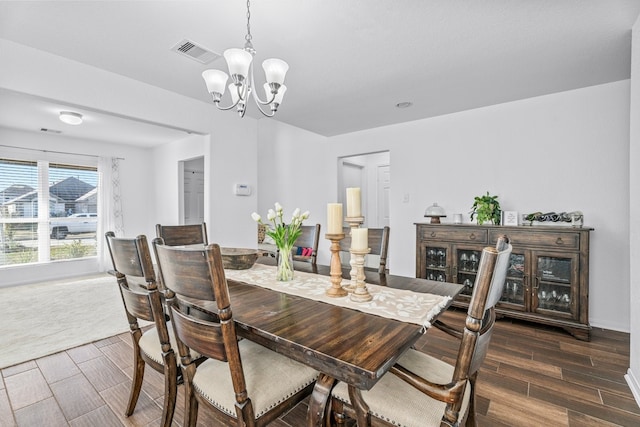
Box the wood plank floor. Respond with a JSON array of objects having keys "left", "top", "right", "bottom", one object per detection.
[{"left": 1, "top": 309, "right": 638, "bottom": 426}]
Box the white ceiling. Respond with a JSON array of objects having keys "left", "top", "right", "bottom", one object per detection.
[{"left": 1, "top": 1, "right": 639, "bottom": 146}]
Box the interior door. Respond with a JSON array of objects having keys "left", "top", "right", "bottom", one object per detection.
[
  {"left": 377, "top": 164, "right": 390, "bottom": 227},
  {"left": 183, "top": 169, "right": 204, "bottom": 225}
]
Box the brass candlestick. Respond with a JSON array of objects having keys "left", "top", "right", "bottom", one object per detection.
[
  {"left": 325, "top": 232, "right": 348, "bottom": 297},
  {"left": 350, "top": 248, "right": 372, "bottom": 302},
  {"left": 344, "top": 216, "right": 365, "bottom": 289}
]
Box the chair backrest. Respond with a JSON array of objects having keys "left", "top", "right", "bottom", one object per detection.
[
  {"left": 104, "top": 232, "right": 169, "bottom": 340},
  {"left": 152, "top": 240, "right": 247, "bottom": 393},
  {"left": 292, "top": 224, "right": 321, "bottom": 265},
  {"left": 155, "top": 223, "right": 208, "bottom": 246},
  {"left": 391, "top": 235, "right": 511, "bottom": 425},
  {"left": 463, "top": 235, "right": 511, "bottom": 374},
  {"left": 338, "top": 226, "right": 390, "bottom": 273}
]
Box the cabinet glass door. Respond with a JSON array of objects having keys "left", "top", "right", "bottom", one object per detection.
[
  {"left": 534, "top": 253, "right": 578, "bottom": 318},
  {"left": 455, "top": 248, "right": 482, "bottom": 297},
  {"left": 499, "top": 253, "right": 526, "bottom": 309},
  {"left": 425, "top": 245, "right": 448, "bottom": 282}
]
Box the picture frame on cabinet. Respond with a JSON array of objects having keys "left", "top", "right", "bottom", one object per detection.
[{"left": 502, "top": 211, "right": 519, "bottom": 226}]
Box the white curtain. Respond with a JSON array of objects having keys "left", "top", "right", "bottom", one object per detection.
[{"left": 97, "top": 157, "right": 124, "bottom": 271}]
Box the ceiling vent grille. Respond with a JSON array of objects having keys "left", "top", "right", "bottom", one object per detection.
[
  {"left": 171, "top": 39, "right": 220, "bottom": 64},
  {"left": 40, "top": 128, "right": 62, "bottom": 134}
]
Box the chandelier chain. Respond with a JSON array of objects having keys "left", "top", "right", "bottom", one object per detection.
[
  {"left": 202, "top": 0, "right": 286, "bottom": 118},
  {"left": 245, "top": 0, "right": 252, "bottom": 43}
]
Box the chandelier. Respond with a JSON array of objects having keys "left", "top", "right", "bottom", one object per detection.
[{"left": 201, "top": 0, "right": 289, "bottom": 118}]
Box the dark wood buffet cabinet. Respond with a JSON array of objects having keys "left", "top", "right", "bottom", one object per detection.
[{"left": 415, "top": 223, "right": 593, "bottom": 340}]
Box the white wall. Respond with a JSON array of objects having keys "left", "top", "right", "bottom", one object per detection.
[
  {"left": 0, "top": 127, "right": 154, "bottom": 286},
  {"left": 257, "top": 119, "right": 332, "bottom": 262},
  {"left": 258, "top": 81, "right": 631, "bottom": 333},
  {"left": 152, "top": 134, "right": 207, "bottom": 228},
  {"left": 154, "top": 114, "right": 259, "bottom": 250},
  {"left": 626, "top": 13, "right": 640, "bottom": 406},
  {"left": 207, "top": 114, "right": 259, "bottom": 249}
]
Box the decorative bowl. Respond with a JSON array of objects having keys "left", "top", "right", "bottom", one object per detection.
[{"left": 220, "top": 247, "right": 260, "bottom": 270}]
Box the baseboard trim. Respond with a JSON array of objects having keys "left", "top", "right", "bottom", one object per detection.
[{"left": 625, "top": 368, "right": 640, "bottom": 408}]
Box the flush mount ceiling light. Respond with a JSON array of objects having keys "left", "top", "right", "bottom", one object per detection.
[
  {"left": 201, "top": 0, "right": 288, "bottom": 118},
  {"left": 59, "top": 111, "right": 83, "bottom": 125}
]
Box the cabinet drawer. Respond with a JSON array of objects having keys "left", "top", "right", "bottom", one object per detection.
[
  {"left": 420, "top": 226, "right": 488, "bottom": 244},
  {"left": 489, "top": 229, "right": 579, "bottom": 250}
]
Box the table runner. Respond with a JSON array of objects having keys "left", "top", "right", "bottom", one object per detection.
[{"left": 225, "top": 263, "right": 451, "bottom": 330}]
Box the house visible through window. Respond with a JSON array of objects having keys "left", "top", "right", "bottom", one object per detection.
[{"left": 0, "top": 158, "right": 98, "bottom": 266}]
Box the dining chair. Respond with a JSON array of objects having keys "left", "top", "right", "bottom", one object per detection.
[
  {"left": 339, "top": 226, "right": 390, "bottom": 273},
  {"left": 152, "top": 240, "right": 319, "bottom": 427},
  {"left": 330, "top": 235, "right": 511, "bottom": 427},
  {"left": 292, "top": 223, "right": 321, "bottom": 265},
  {"left": 104, "top": 231, "right": 180, "bottom": 427},
  {"left": 155, "top": 222, "right": 208, "bottom": 246}
]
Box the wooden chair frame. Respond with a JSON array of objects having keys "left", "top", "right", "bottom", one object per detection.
[
  {"left": 155, "top": 223, "right": 208, "bottom": 246},
  {"left": 331, "top": 235, "right": 511, "bottom": 427},
  {"left": 152, "top": 240, "right": 317, "bottom": 427},
  {"left": 105, "top": 232, "right": 178, "bottom": 427},
  {"left": 339, "top": 226, "right": 390, "bottom": 273}
]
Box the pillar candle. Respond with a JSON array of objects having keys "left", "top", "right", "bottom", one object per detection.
[
  {"left": 327, "top": 203, "right": 343, "bottom": 234},
  {"left": 351, "top": 228, "right": 368, "bottom": 250},
  {"left": 346, "top": 187, "right": 362, "bottom": 217}
]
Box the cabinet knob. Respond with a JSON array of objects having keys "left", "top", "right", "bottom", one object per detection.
[
  {"left": 469, "top": 233, "right": 476, "bottom": 240},
  {"left": 555, "top": 237, "right": 564, "bottom": 245}
]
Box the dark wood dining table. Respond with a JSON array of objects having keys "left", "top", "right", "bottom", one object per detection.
[{"left": 190, "top": 256, "right": 463, "bottom": 426}]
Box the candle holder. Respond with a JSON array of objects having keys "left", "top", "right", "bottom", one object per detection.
[
  {"left": 325, "top": 232, "right": 348, "bottom": 297},
  {"left": 350, "top": 248, "right": 372, "bottom": 302},
  {"left": 344, "top": 216, "right": 365, "bottom": 289}
]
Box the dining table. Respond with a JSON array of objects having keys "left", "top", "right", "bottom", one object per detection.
[{"left": 187, "top": 256, "right": 463, "bottom": 426}]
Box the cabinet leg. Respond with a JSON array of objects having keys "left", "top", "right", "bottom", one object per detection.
[{"left": 563, "top": 326, "right": 591, "bottom": 341}]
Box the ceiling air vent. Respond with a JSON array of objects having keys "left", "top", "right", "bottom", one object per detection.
[
  {"left": 171, "top": 39, "right": 220, "bottom": 64},
  {"left": 40, "top": 128, "right": 62, "bottom": 134}
]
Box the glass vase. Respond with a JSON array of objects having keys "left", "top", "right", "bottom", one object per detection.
[{"left": 277, "top": 247, "right": 294, "bottom": 281}]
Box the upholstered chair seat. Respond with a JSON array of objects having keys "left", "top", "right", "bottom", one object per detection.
[
  {"left": 332, "top": 348, "right": 471, "bottom": 427},
  {"left": 192, "top": 339, "right": 318, "bottom": 419},
  {"left": 330, "top": 235, "right": 511, "bottom": 427}
]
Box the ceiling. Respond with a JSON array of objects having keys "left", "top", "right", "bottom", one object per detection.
[{"left": 1, "top": 1, "right": 639, "bottom": 146}]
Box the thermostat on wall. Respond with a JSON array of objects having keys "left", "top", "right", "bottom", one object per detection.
[{"left": 234, "top": 184, "right": 252, "bottom": 196}]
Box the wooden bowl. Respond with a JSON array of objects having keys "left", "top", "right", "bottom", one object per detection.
[{"left": 220, "top": 247, "right": 260, "bottom": 270}]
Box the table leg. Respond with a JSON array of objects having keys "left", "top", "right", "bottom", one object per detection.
[
  {"left": 348, "top": 385, "right": 371, "bottom": 427},
  {"left": 307, "top": 373, "right": 336, "bottom": 427}
]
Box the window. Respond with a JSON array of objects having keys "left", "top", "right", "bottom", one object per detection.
[{"left": 0, "top": 158, "right": 99, "bottom": 266}]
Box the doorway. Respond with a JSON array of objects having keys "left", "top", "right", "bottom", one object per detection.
[
  {"left": 338, "top": 151, "right": 390, "bottom": 228},
  {"left": 181, "top": 156, "right": 204, "bottom": 225}
]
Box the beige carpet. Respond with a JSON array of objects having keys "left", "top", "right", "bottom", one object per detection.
[{"left": 0, "top": 273, "right": 132, "bottom": 369}]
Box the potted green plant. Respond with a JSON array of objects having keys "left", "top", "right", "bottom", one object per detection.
[{"left": 470, "top": 192, "right": 501, "bottom": 225}]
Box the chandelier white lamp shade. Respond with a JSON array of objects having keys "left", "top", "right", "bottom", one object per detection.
[{"left": 201, "top": 0, "right": 289, "bottom": 118}]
